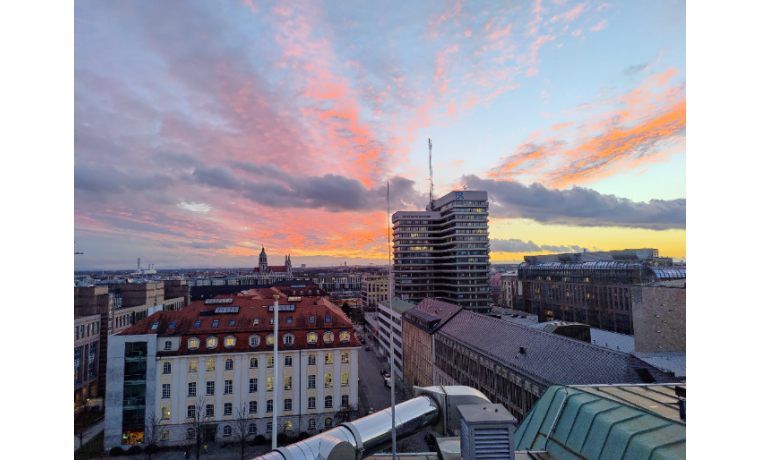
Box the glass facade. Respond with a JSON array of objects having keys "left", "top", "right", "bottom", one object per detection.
[{"left": 122, "top": 341, "right": 147, "bottom": 445}]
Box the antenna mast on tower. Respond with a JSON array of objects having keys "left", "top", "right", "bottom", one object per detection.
[{"left": 428, "top": 138, "right": 434, "bottom": 207}]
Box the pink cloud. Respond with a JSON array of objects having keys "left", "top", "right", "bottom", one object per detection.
[{"left": 590, "top": 19, "right": 608, "bottom": 32}]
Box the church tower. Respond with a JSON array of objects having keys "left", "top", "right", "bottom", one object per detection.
[
  {"left": 285, "top": 254, "right": 292, "bottom": 274},
  {"left": 258, "top": 247, "right": 268, "bottom": 273}
]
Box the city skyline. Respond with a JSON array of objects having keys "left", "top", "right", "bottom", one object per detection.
[{"left": 75, "top": 0, "right": 686, "bottom": 270}]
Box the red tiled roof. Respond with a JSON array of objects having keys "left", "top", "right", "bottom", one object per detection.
[
  {"left": 252, "top": 266, "right": 289, "bottom": 273},
  {"left": 120, "top": 291, "right": 360, "bottom": 356}
]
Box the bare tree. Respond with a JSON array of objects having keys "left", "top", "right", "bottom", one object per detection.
[
  {"left": 143, "top": 413, "right": 160, "bottom": 460},
  {"left": 333, "top": 403, "right": 359, "bottom": 425},
  {"left": 187, "top": 395, "right": 210, "bottom": 460},
  {"left": 232, "top": 403, "right": 253, "bottom": 460}
]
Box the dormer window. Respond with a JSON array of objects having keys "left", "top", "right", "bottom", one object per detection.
[
  {"left": 323, "top": 332, "right": 334, "bottom": 344},
  {"left": 224, "top": 336, "right": 236, "bottom": 348},
  {"left": 253, "top": 318, "right": 260, "bottom": 326},
  {"left": 188, "top": 338, "right": 200, "bottom": 350},
  {"left": 266, "top": 334, "right": 275, "bottom": 346},
  {"left": 249, "top": 335, "right": 260, "bottom": 347},
  {"left": 283, "top": 333, "right": 294, "bottom": 346},
  {"left": 207, "top": 337, "right": 218, "bottom": 349},
  {"left": 229, "top": 319, "right": 236, "bottom": 327},
  {"left": 169, "top": 321, "right": 177, "bottom": 329},
  {"left": 339, "top": 330, "right": 351, "bottom": 343},
  {"left": 194, "top": 320, "right": 201, "bottom": 329},
  {"left": 151, "top": 322, "right": 159, "bottom": 330},
  {"left": 212, "top": 319, "right": 219, "bottom": 328},
  {"left": 325, "top": 315, "right": 331, "bottom": 324},
  {"left": 307, "top": 332, "right": 317, "bottom": 345},
  {"left": 164, "top": 341, "right": 172, "bottom": 351}
]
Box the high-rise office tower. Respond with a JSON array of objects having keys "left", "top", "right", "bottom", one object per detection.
[{"left": 392, "top": 190, "right": 490, "bottom": 312}]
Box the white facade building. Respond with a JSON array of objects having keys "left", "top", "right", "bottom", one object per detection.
[{"left": 376, "top": 298, "right": 416, "bottom": 380}]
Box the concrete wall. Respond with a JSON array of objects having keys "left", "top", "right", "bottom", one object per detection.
[{"left": 631, "top": 286, "right": 686, "bottom": 353}]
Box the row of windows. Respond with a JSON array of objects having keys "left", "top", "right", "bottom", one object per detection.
[
  {"left": 75, "top": 321, "right": 99, "bottom": 341},
  {"left": 167, "top": 351, "right": 351, "bottom": 375},
  {"left": 169, "top": 394, "right": 351, "bottom": 422},
  {"left": 184, "top": 330, "right": 352, "bottom": 351},
  {"left": 186, "top": 314, "right": 334, "bottom": 331},
  {"left": 183, "top": 417, "right": 333, "bottom": 440}
]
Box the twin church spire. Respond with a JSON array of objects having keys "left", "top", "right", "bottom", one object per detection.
[{"left": 257, "top": 246, "right": 292, "bottom": 274}]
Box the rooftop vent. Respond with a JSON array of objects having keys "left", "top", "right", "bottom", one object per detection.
[{"left": 459, "top": 404, "right": 517, "bottom": 460}]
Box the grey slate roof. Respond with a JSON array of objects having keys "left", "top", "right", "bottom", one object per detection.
[
  {"left": 413, "top": 298, "right": 464, "bottom": 330},
  {"left": 437, "top": 309, "right": 678, "bottom": 387}
]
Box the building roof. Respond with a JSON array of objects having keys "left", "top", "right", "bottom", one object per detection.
[
  {"left": 437, "top": 309, "right": 678, "bottom": 386},
  {"left": 515, "top": 384, "right": 685, "bottom": 459},
  {"left": 412, "top": 298, "right": 464, "bottom": 328},
  {"left": 118, "top": 288, "right": 360, "bottom": 355},
  {"left": 380, "top": 298, "right": 417, "bottom": 314},
  {"left": 635, "top": 353, "right": 686, "bottom": 379},
  {"left": 253, "top": 265, "right": 289, "bottom": 273}
]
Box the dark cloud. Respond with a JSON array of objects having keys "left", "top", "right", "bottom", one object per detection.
[
  {"left": 75, "top": 163, "right": 175, "bottom": 195},
  {"left": 463, "top": 175, "right": 685, "bottom": 230},
  {"left": 624, "top": 63, "right": 648, "bottom": 76},
  {"left": 491, "top": 239, "right": 586, "bottom": 254}
]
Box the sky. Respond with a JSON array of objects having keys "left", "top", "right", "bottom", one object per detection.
[{"left": 73, "top": 0, "right": 686, "bottom": 269}]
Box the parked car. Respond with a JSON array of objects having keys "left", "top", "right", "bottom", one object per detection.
[
  {"left": 384, "top": 377, "right": 392, "bottom": 388},
  {"left": 365, "top": 346, "right": 370, "bottom": 351},
  {"left": 382, "top": 371, "right": 390, "bottom": 379}
]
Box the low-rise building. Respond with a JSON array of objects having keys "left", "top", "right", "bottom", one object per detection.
[
  {"left": 360, "top": 275, "right": 388, "bottom": 313},
  {"left": 104, "top": 288, "right": 361, "bottom": 450},
  {"left": 376, "top": 298, "right": 415, "bottom": 378}
]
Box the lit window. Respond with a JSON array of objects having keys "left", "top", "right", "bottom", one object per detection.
[
  {"left": 162, "top": 407, "right": 170, "bottom": 419},
  {"left": 324, "top": 332, "right": 334, "bottom": 344},
  {"left": 162, "top": 384, "right": 171, "bottom": 399},
  {"left": 164, "top": 341, "right": 172, "bottom": 351},
  {"left": 284, "top": 356, "right": 293, "bottom": 367},
  {"left": 267, "top": 377, "right": 274, "bottom": 391},
  {"left": 284, "top": 420, "right": 292, "bottom": 430},
  {"left": 341, "top": 373, "right": 349, "bottom": 387},
  {"left": 249, "top": 378, "right": 258, "bottom": 393},
  {"left": 223, "top": 425, "right": 231, "bottom": 436},
  {"left": 225, "top": 336, "right": 236, "bottom": 348},
  {"left": 224, "top": 380, "right": 233, "bottom": 394},
  {"left": 283, "top": 333, "right": 294, "bottom": 346},
  {"left": 188, "top": 382, "right": 196, "bottom": 397},
  {"left": 207, "top": 337, "right": 218, "bottom": 349},
  {"left": 249, "top": 400, "right": 257, "bottom": 414},
  {"left": 253, "top": 318, "right": 260, "bottom": 326},
  {"left": 188, "top": 359, "right": 198, "bottom": 373},
  {"left": 187, "top": 405, "right": 196, "bottom": 419},
  {"left": 308, "top": 397, "right": 316, "bottom": 410},
  {"left": 206, "top": 358, "right": 215, "bottom": 371},
  {"left": 206, "top": 404, "right": 214, "bottom": 417},
  {"left": 206, "top": 381, "right": 215, "bottom": 395},
  {"left": 284, "top": 376, "right": 292, "bottom": 390},
  {"left": 307, "top": 332, "right": 317, "bottom": 344},
  {"left": 325, "top": 354, "right": 333, "bottom": 364},
  {"left": 249, "top": 357, "right": 258, "bottom": 369},
  {"left": 341, "top": 352, "right": 349, "bottom": 363},
  {"left": 266, "top": 400, "right": 273, "bottom": 413},
  {"left": 188, "top": 338, "right": 200, "bottom": 350},
  {"left": 151, "top": 322, "right": 159, "bottom": 330},
  {"left": 163, "top": 362, "right": 172, "bottom": 374},
  {"left": 284, "top": 399, "right": 292, "bottom": 412},
  {"left": 339, "top": 331, "right": 350, "bottom": 343},
  {"left": 325, "top": 396, "right": 333, "bottom": 409},
  {"left": 308, "top": 354, "right": 316, "bottom": 365},
  {"left": 225, "top": 359, "right": 233, "bottom": 370},
  {"left": 249, "top": 335, "right": 260, "bottom": 347},
  {"left": 224, "top": 403, "right": 232, "bottom": 416},
  {"left": 267, "top": 356, "right": 274, "bottom": 368},
  {"left": 266, "top": 334, "right": 275, "bottom": 346},
  {"left": 308, "top": 375, "right": 316, "bottom": 389},
  {"left": 325, "top": 374, "right": 333, "bottom": 388}
]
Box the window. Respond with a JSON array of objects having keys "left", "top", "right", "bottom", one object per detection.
[
  {"left": 225, "top": 336, "right": 236, "bottom": 348},
  {"left": 269, "top": 318, "right": 274, "bottom": 325},
  {"left": 162, "top": 430, "right": 170, "bottom": 441},
  {"left": 206, "top": 381, "right": 215, "bottom": 396},
  {"left": 224, "top": 403, "right": 232, "bottom": 416},
  {"left": 266, "top": 377, "right": 274, "bottom": 392},
  {"left": 194, "top": 320, "right": 201, "bottom": 328},
  {"left": 206, "top": 358, "right": 215, "bottom": 371},
  {"left": 284, "top": 399, "right": 292, "bottom": 412},
  {"left": 323, "top": 332, "right": 334, "bottom": 344},
  {"left": 284, "top": 376, "right": 292, "bottom": 390},
  {"left": 266, "top": 334, "right": 275, "bottom": 346},
  {"left": 164, "top": 341, "right": 172, "bottom": 351},
  {"left": 325, "top": 417, "right": 333, "bottom": 429},
  {"left": 286, "top": 316, "right": 292, "bottom": 324},
  {"left": 207, "top": 337, "right": 218, "bottom": 349},
  {"left": 267, "top": 356, "right": 274, "bottom": 368},
  {"left": 340, "top": 330, "right": 351, "bottom": 343},
  {"left": 266, "top": 400, "right": 273, "bottom": 413},
  {"left": 169, "top": 321, "right": 177, "bottom": 329},
  {"left": 325, "top": 315, "right": 331, "bottom": 323},
  {"left": 249, "top": 357, "right": 258, "bottom": 368},
  {"left": 229, "top": 318, "right": 236, "bottom": 327},
  {"left": 308, "top": 397, "right": 316, "bottom": 409},
  {"left": 341, "top": 395, "right": 349, "bottom": 408},
  {"left": 212, "top": 319, "right": 219, "bottom": 328},
  {"left": 308, "top": 375, "right": 316, "bottom": 389},
  {"left": 249, "top": 400, "right": 257, "bottom": 414},
  {"left": 253, "top": 318, "right": 260, "bottom": 326},
  {"left": 223, "top": 425, "right": 231, "bottom": 437},
  {"left": 341, "top": 352, "right": 349, "bottom": 363},
  {"left": 188, "top": 359, "right": 198, "bottom": 373},
  {"left": 161, "top": 407, "right": 170, "bottom": 419},
  {"left": 162, "top": 384, "right": 171, "bottom": 399},
  {"left": 151, "top": 322, "right": 159, "bottom": 330},
  {"left": 249, "top": 378, "right": 258, "bottom": 393},
  {"left": 309, "top": 315, "right": 315, "bottom": 324},
  {"left": 341, "top": 373, "right": 349, "bottom": 387},
  {"left": 206, "top": 404, "right": 214, "bottom": 417},
  {"left": 284, "top": 355, "right": 293, "bottom": 367},
  {"left": 224, "top": 380, "right": 233, "bottom": 394},
  {"left": 308, "top": 419, "right": 316, "bottom": 430},
  {"left": 249, "top": 335, "right": 260, "bottom": 347},
  {"left": 187, "top": 405, "right": 196, "bottom": 419},
  {"left": 308, "top": 354, "right": 316, "bottom": 366},
  {"left": 325, "top": 374, "right": 333, "bottom": 388},
  {"left": 188, "top": 338, "right": 200, "bottom": 350},
  {"left": 163, "top": 362, "right": 172, "bottom": 374},
  {"left": 325, "top": 353, "right": 333, "bottom": 364},
  {"left": 188, "top": 382, "right": 197, "bottom": 397},
  {"left": 307, "top": 332, "right": 317, "bottom": 344},
  {"left": 187, "top": 428, "right": 196, "bottom": 440},
  {"left": 284, "top": 420, "right": 292, "bottom": 430},
  {"left": 267, "top": 422, "right": 273, "bottom": 433},
  {"left": 283, "top": 333, "right": 294, "bottom": 346},
  {"left": 248, "top": 424, "right": 257, "bottom": 435},
  {"left": 325, "top": 396, "right": 333, "bottom": 409},
  {"left": 225, "top": 359, "right": 234, "bottom": 370}
]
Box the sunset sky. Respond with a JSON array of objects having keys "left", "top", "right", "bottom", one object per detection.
[{"left": 73, "top": 0, "right": 686, "bottom": 269}]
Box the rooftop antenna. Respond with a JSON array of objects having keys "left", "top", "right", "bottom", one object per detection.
[{"left": 428, "top": 138, "right": 434, "bottom": 206}]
